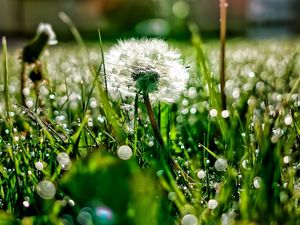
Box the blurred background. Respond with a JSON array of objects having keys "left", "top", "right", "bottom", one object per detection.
[{"left": 0, "top": 0, "right": 300, "bottom": 40}]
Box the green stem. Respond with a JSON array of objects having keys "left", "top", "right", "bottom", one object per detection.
[{"left": 143, "top": 93, "right": 165, "bottom": 147}]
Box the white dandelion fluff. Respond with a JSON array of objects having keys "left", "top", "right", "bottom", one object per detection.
[
  {"left": 104, "top": 38, "right": 189, "bottom": 103},
  {"left": 37, "top": 23, "right": 58, "bottom": 45}
]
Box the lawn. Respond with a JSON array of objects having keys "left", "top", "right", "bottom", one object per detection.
[{"left": 0, "top": 24, "right": 300, "bottom": 225}]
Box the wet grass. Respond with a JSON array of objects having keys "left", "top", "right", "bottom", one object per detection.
[{"left": 0, "top": 32, "right": 300, "bottom": 225}]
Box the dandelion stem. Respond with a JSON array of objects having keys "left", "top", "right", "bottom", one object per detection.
[
  {"left": 220, "top": 0, "right": 227, "bottom": 110},
  {"left": 143, "top": 93, "right": 190, "bottom": 186},
  {"left": 143, "top": 93, "right": 165, "bottom": 147}
]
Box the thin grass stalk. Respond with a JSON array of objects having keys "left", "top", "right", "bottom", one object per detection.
[
  {"left": 59, "top": 11, "right": 126, "bottom": 143},
  {"left": 2, "top": 37, "right": 10, "bottom": 120},
  {"left": 98, "top": 29, "right": 108, "bottom": 95},
  {"left": 219, "top": 0, "right": 227, "bottom": 110}
]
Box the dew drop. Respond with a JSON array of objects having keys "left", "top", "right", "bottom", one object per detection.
[
  {"left": 207, "top": 199, "right": 218, "bottom": 209},
  {"left": 283, "top": 156, "right": 291, "bottom": 164},
  {"left": 214, "top": 158, "right": 228, "bottom": 171},
  {"left": 77, "top": 211, "right": 93, "bottom": 225},
  {"left": 95, "top": 206, "right": 115, "bottom": 224},
  {"left": 253, "top": 176, "right": 262, "bottom": 189},
  {"left": 197, "top": 170, "right": 206, "bottom": 179},
  {"left": 181, "top": 214, "right": 198, "bottom": 225},
  {"left": 221, "top": 110, "right": 229, "bottom": 118},
  {"left": 57, "top": 152, "right": 70, "bottom": 167},
  {"left": 168, "top": 192, "right": 177, "bottom": 201},
  {"left": 35, "top": 161, "right": 44, "bottom": 171},
  {"left": 284, "top": 115, "right": 293, "bottom": 126},
  {"left": 117, "top": 145, "right": 133, "bottom": 160},
  {"left": 209, "top": 109, "right": 218, "bottom": 117},
  {"left": 23, "top": 200, "right": 30, "bottom": 208},
  {"left": 36, "top": 180, "right": 56, "bottom": 199}
]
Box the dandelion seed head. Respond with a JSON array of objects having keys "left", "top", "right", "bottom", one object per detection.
[
  {"left": 105, "top": 39, "right": 189, "bottom": 103},
  {"left": 37, "top": 23, "right": 58, "bottom": 45}
]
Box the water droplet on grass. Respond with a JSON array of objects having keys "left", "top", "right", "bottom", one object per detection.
[
  {"left": 168, "top": 192, "right": 177, "bottom": 201},
  {"left": 197, "top": 170, "right": 206, "bottom": 179},
  {"left": 117, "top": 145, "right": 133, "bottom": 160},
  {"left": 36, "top": 180, "right": 56, "bottom": 199},
  {"left": 181, "top": 214, "right": 198, "bottom": 225},
  {"left": 23, "top": 200, "right": 30, "bottom": 207},
  {"left": 57, "top": 152, "right": 70, "bottom": 167},
  {"left": 35, "top": 161, "right": 44, "bottom": 170},
  {"left": 207, "top": 199, "right": 218, "bottom": 209},
  {"left": 253, "top": 176, "right": 262, "bottom": 189},
  {"left": 284, "top": 115, "right": 293, "bottom": 126},
  {"left": 221, "top": 110, "right": 229, "bottom": 118},
  {"left": 214, "top": 158, "right": 228, "bottom": 171},
  {"left": 77, "top": 211, "right": 93, "bottom": 225},
  {"left": 95, "top": 206, "right": 115, "bottom": 224},
  {"left": 209, "top": 109, "right": 218, "bottom": 117}
]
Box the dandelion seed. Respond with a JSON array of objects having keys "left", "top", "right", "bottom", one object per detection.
[
  {"left": 105, "top": 38, "right": 189, "bottom": 103},
  {"left": 181, "top": 214, "right": 198, "bottom": 225}
]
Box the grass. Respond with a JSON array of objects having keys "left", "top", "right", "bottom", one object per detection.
[{"left": 0, "top": 28, "right": 300, "bottom": 225}]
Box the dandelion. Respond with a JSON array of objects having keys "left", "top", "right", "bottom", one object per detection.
[
  {"left": 36, "top": 23, "right": 58, "bottom": 46},
  {"left": 20, "top": 22, "right": 57, "bottom": 106},
  {"left": 105, "top": 38, "right": 189, "bottom": 103},
  {"left": 105, "top": 38, "right": 190, "bottom": 183}
]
